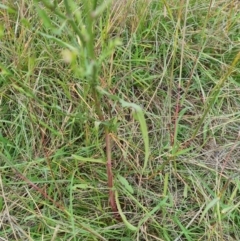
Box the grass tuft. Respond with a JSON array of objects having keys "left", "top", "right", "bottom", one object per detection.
[{"left": 1, "top": 0, "right": 240, "bottom": 240}]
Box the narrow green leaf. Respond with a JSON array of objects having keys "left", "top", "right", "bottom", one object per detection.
[
  {"left": 0, "top": 134, "right": 11, "bottom": 145},
  {"left": 72, "top": 184, "right": 91, "bottom": 190},
  {"left": 91, "top": 0, "right": 112, "bottom": 18},
  {"left": 37, "top": 119, "right": 61, "bottom": 136},
  {"left": 27, "top": 113, "right": 61, "bottom": 136},
  {"left": 163, "top": 173, "right": 169, "bottom": 196},
  {"left": 138, "top": 196, "right": 168, "bottom": 227},
  {"left": 183, "top": 184, "right": 188, "bottom": 198},
  {"left": 221, "top": 205, "right": 234, "bottom": 214},
  {"left": 0, "top": 24, "right": 4, "bottom": 38},
  {"left": 72, "top": 155, "right": 105, "bottom": 164},
  {"left": 119, "top": 100, "right": 150, "bottom": 172},
  {"left": 229, "top": 76, "right": 240, "bottom": 87},
  {"left": 174, "top": 147, "right": 193, "bottom": 156},
  {"left": 174, "top": 216, "right": 191, "bottom": 241},
  {"left": 69, "top": 170, "right": 76, "bottom": 237},
  {"left": 0, "top": 3, "right": 9, "bottom": 9},
  {"left": 118, "top": 175, "right": 134, "bottom": 194},
  {"left": 115, "top": 191, "right": 137, "bottom": 231},
  {"left": 96, "top": 86, "right": 150, "bottom": 172},
  {"left": 36, "top": 7, "right": 52, "bottom": 28},
  {"left": 0, "top": 4, "right": 16, "bottom": 13},
  {"left": 222, "top": 200, "right": 240, "bottom": 214},
  {"left": 38, "top": 32, "right": 77, "bottom": 51},
  {"left": 199, "top": 197, "right": 220, "bottom": 223}
]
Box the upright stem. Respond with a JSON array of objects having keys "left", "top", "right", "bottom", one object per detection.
[
  {"left": 40, "top": 0, "right": 119, "bottom": 220},
  {"left": 85, "top": 1, "right": 119, "bottom": 218},
  {"left": 105, "top": 130, "right": 119, "bottom": 219},
  {"left": 93, "top": 89, "right": 119, "bottom": 218}
]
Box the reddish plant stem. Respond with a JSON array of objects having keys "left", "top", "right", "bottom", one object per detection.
[
  {"left": 105, "top": 129, "right": 120, "bottom": 219},
  {"left": 93, "top": 88, "right": 119, "bottom": 219}
]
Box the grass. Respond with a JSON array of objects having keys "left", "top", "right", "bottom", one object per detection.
[{"left": 1, "top": 0, "right": 240, "bottom": 240}]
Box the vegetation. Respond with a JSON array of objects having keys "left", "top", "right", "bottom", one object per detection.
[{"left": 1, "top": 0, "right": 240, "bottom": 240}]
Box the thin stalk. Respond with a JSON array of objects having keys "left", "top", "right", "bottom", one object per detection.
[
  {"left": 192, "top": 51, "right": 240, "bottom": 139},
  {"left": 63, "top": 0, "right": 87, "bottom": 48},
  {"left": 84, "top": 1, "right": 119, "bottom": 218},
  {"left": 38, "top": 0, "right": 119, "bottom": 220},
  {"left": 93, "top": 90, "right": 119, "bottom": 218},
  {"left": 105, "top": 130, "right": 120, "bottom": 219},
  {"left": 85, "top": 2, "right": 95, "bottom": 60},
  {"left": 171, "top": 0, "right": 184, "bottom": 151},
  {"left": 168, "top": 0, "right": 182, "bottom": 147}
]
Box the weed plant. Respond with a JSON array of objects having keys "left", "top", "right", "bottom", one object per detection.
[{"left": 0, "top": 0, "right": 240, "bottom": 240}]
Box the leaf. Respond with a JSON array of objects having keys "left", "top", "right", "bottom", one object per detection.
[
  {"left": 118, "top": 175, "right": 134, "bottom": 194},
  {"left": 36, "top": 7, "right": 52, "bottom": 28},
  {"left": 115, "top": 191, "right": 137, "bottom": 231},
  {"left": 0, "top": 134, "right": 11, "bottom": 145},
  {"left": 229, "top": 76, "right": 240, "bottom": 87},
  {"left": 119, "top": 100, "right": 150, "bottom": 172},
  {"left": 38, "top": 32, "right": 77, "bottom": 51},
  {"left": 96, "top": 86, "right": 150, "bottom": 172},
  {"left": 29, "top": 113, "right": 61, "bottom": 136},
  {"left": 0, "top": 3, "right": 16, "bottom": 13},
  {"left": 183, "top": 184, "right": 188, "bottom": 198},
  {"left": 72, "top": 155, "right": 105, "bottom": 164},
  {"left": 174, "top": 147, "right": 193, "bottom": 156},
  {"left": 199, "top": 197, "right": 220, "bottom": 223},
  {"left": 138, "top": 196, "right": 169, "bottom": 227},
  {"left": 221, "top": 205, "right": 234, "bottom": 214},
  {"left": 222, "top": 200, "right": 240, "bottom": 214},
  {"left": 92, "top": 0, "right": 112, "bottom": 18},
  {"left": 72, "top": 184, "right": 91, "bottom": 190},
  {"left": 174, "top": 216, "right": 192, "bottom": 241},
  {"left": 0, "top": 24, "right": 4, "bottom": 39}
]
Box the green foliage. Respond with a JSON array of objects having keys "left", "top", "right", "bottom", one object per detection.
[{"left": 1, "top": 0, "right": 240, "bottom": 240}]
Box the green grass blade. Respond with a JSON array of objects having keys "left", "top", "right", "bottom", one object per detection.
[{"left": 115, "top": 191, "right": 137, "bottom": 231}]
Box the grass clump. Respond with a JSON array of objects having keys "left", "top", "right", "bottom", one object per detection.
[{"left": 1, "top": 0, "right": 240, "bottom": 240}]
